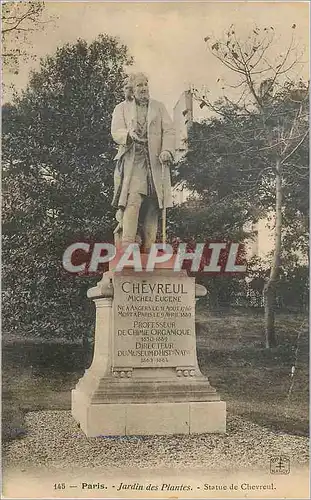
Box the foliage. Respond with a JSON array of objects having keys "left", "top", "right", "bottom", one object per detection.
[
  {"left": 202, "top": 24, "right": 304, "bottom": 112},
  {"left": 2, "top": 1, "right": 51, "bottom": 73},
  {"left": 181, "top": 82, "right": 309, "bottom": 251}
]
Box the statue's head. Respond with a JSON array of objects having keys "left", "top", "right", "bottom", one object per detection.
[
  {"left": 128, "top": 72, "right": 149, "bottom": 102},
  {"left": 123, "top": 77, "right": 134, "bottom": 101}
]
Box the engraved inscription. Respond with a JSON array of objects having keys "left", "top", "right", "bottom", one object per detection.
[{"left": 113, "top": 275, "right": 196, "bottom": 368}]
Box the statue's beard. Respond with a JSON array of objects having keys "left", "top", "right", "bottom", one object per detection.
[{"left": 135, "top": 93, "right": 149, "bottom": 104}]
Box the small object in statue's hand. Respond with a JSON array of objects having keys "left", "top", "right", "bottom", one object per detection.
[{"left": 129, "top": 130, "right": 147, "bottom": 144}]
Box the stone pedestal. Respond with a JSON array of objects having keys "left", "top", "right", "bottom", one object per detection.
[{"left": 72, "top": 267, "right": 226, "bottom": 436}]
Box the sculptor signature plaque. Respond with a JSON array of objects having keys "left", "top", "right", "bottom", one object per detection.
[{"left": 113, "top": 274, "right": 196, "bottom": 368}]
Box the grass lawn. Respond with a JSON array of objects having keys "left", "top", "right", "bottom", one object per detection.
[{"left": 2, "top": 309, "right": 309, "bottom": 442}]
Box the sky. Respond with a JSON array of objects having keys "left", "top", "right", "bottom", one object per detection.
[{"left": 3, "top": 1, "right": 310, "bottom": 116}]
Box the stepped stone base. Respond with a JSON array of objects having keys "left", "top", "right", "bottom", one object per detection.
[
  {"left": 71, "top": 269, "right": 226, "bottom": 437},
  {"left": 72, "top": 388, "right": 226, "bottom": 437}
]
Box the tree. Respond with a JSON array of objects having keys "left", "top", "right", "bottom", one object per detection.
[
  {"left": 2, "top": 1, "right": 51, "bottom": 73},
  {"left": 2, "top": 35, "right": 132, "bottom": 340},
  {"left": 282, "top": 128, "right": 309, "bottom": 263},
  {"left": 194, "top": 25, "right": 309, "bottom": 347},
  {"left": 167, "top": 111, "right": 256, "bottom": 311}
]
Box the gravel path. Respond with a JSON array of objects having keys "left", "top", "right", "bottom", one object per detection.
[{"left": 3, "top": 410, "right": 308, "bottom": 472}]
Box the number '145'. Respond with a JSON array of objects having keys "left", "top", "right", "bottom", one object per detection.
[{"left": 54, "top": 483, "right": 65, "bottom": 490}]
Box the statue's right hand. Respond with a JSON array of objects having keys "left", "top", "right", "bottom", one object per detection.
[{"left": 129, "top": 130, "right": 147, "bottom": 144}]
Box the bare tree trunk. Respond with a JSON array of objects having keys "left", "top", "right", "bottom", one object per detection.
[{"left": 263, "top": 159, "right": 282, "bottom": 348}]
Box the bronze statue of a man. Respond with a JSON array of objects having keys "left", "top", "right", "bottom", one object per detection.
[{"left": 111, "top": 73, "right": 175, "bottom": 251}]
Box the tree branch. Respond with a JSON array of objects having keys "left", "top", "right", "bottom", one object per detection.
[{"left": 281, "top": 129, "right": 309, "bottom": 165}]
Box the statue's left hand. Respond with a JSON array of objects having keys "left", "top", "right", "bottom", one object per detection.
[
  {"left": 159, "top": 151, "right": 172, "bottom": 164},
  {"left": 116, "top": 209, "right": 124, "bottom": 224},
  {"left": 114, "top": 209, "right": 123, "bottom": 235}
]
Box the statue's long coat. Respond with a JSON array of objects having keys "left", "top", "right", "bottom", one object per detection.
[{"left": 111, "top": 98, "right": 175, "bottom": 209}]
